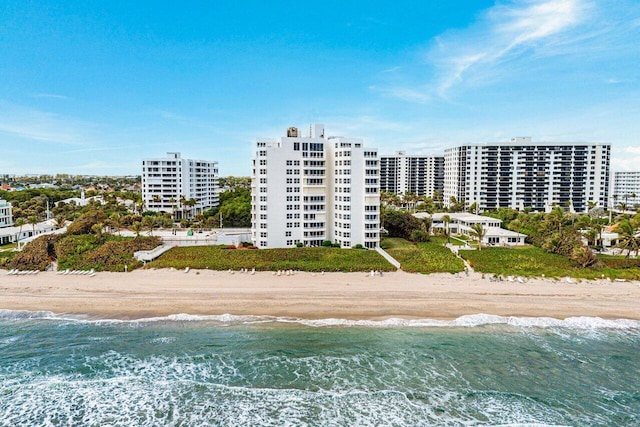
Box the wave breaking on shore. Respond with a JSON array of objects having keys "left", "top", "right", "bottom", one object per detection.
[{"left": 2, "top": 309, "right": 639, "bottom": 330}]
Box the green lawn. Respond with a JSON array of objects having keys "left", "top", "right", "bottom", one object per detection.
[
  {"left": 0, "top": 249, "right": 16, "bottom": 268},
  {"left": 459, "top": 246, "right": 640, "bottom": 280},
  {"left": 0, "top": 243, "right": 17, "bottom": 250},
  {"left": 148, "top": 246, "right": 396, "bottom": 272},
  {"left": 381, "top": 237, "right": 465, "bottom": 274}
]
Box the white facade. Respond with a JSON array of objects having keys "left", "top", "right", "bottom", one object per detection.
[
  {"left": 417, "top": 212, "right": 527, "bottom": 246},
  {"left": 613, "top": 171, "right": 640, "bottom": 208},
  {"left": 251, "top": 124, "right": 380, "bottom": 249},
  {"left": 444, "top": 138, "right": 611, "bottom": 213},
  {"left": 380, "top": 151, "right": 444, "bottom": 197},
  {"left": 0, "top": 219, "right": 58, "bottom": 246},
  {"left": 141, "top": 152, "right": 219, "bottom": 219},
  {"left": 0, "top": 199, "right": 12, "bottom": 228}
]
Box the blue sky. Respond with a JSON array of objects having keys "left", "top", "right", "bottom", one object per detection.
[{"left": 1, "top": 0, "right": 639, "bottom": 176}]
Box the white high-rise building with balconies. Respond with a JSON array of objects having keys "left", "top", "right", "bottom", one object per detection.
[
  {"left": 251, "top": 124, "right": 380, "bottom": 249},
  {"left": 443, "top": 137, "right": 611, "bottom": 213},
  {"left": 613, "top": 171, "right": 640, "bottom": 208},
  {"left": 0, "top": 199, "right": 13, "bottom": 228},
  {"left": 380, "top": 151, "right": 444, "bottom": 197},
  {"left": 141, "top": 152, "right": 219, "bottom": 219}
]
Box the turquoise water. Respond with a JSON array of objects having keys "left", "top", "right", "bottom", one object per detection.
[{"left": 1, "top": 311, "right": 639, "bottom": 426}]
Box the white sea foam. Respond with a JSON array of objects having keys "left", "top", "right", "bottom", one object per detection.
[{"left": 0, "top": 309, "right": 639, "bottom": 330}]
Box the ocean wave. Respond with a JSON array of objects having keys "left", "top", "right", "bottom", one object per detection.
[{"left": 1, "top": 310, "right": 639, "bottom": 330}]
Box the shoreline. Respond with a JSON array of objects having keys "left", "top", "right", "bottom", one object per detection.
[{"left": 1, "top": 269, "right": 640, "bottom": 321}]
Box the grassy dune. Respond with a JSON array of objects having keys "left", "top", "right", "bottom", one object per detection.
[
  {"left": 148, "top": 246, "right": 396, "bottom": 272},
  {"left": 382, "top": 237, "right": 465, "bottom": 274},
  {"left": 459, "top": 246, "right": 640, "bottom": 280}
]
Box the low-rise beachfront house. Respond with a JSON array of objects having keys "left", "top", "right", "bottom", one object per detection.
[
  {"left": 0, "top": 219, "right": 58, "bottom": 246},
  {"left": 0, "top": 199, "right": 13, "bottom": 229},
  {"left": 414, "top": 212, "right": 527, "bottom": 246}
]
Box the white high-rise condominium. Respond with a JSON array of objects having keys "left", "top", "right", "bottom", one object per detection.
[
  {"left": 251, "top": 124, "right": 380, "bottom": 249},
  {"left": 380, "top": 151, "right": 444, "bottom": 197},
  {"left": 443, "top": 137, "right": 611, "bottom": 213},
  {"left": 141, "top": 152, "right": 219, "bottom": 219},
  {"left": 613, "top": 172, "right": 640, "bottom": 208},
  {"left": 0, "top": 199, "right": 12, "bottom": 228}
]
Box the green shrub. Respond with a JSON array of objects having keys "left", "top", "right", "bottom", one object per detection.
[
  {"left": 56, "top": 235, "right": 161, "bottom": 271},
  {"left": 148, "top": 246, "right": 395, "bottom": 272},
  {"left": 9, "top": 235, "right": 59, "bottom": 271},
  {"left": 382, "top": 237, "right": 464, "bottom": 274},
  {"left": 459, "top": 246, "right": 640, "bottom": 280}
]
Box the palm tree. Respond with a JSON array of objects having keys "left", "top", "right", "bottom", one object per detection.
[
  {"left": 545, "top": 206, "right": 565, "bottom": 233},
  {"left": 185, "top": 198, "right": 197, "bottom": 219},
  {"left": 91, "top": 222, "right": 105, "bottom": 242},
  {"left": 614, "top": 219, "right": 640, "bottom": 266},
  {"left": 53, "top": 215, "right": 66, "bottom": 230},
  {"left": 131, "top": 221, "right": 143, "bottom": 238},
  {"left": 618, "top": 202, "right": 628, "bottom": 213},
  {"left": 179, "top": 195, "right": 188, "bottom": 220},
  {"left": 404, "top": 192, "right": 418, "bottom": 212},
  {"left": 442, "top": 214, "right": 452, "bottom": 243},
  {"left": 28, "top": 216, "right": 38, "bottom": 237},
  {"left": 168, "top": 197, "right": 177, "bottom": 221},
  {"left": 142, "top": 215, "right": 156, "bottom": 236},
  {"left": 14, "top": 217, "right": 26, "bottom": 246},
  {"left": 469, "top": 223, "right": 487, "bottom": 250},
  {"left": 109, "top": 212, "right": 122, "bottom": 235}
]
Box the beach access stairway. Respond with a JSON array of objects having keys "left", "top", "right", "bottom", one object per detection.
[
  {"left": 375, "top": 246, "right": 401, "bottom": 269},
  {"left": 134, "top": 243, "right": 177, "bottom": 262}
]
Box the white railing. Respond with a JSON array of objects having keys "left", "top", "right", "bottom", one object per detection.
[{"left": 375, "top": 246, "right": 400, "bottom": 269}]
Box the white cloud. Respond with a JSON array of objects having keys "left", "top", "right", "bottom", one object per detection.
[
  {"left": 0, "top": 102, "right": 87, "bottom": 145},
  {"left": 375, "top": 0, "right": 597, "bottom": 101},
  {"left": 624, "top": 147, "right": 640, "bottom": 154},
  {"left": 30, "top": 93, "right": 70, "bottom": 100},
  {"left": 435, "top": 0, "right": 590, "bottom": 96}
]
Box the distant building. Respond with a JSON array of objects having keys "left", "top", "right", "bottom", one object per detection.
[
  {"left": 380, "top": 151, "right": 444, "bottom": 198},
  {"left": 141, "top": 152, "right": 219, "bottom": 219},
  {"left": 56, "top": 191, "right": 105, "bottom": 208},
  {"left": 251, "top": 124, "right": 380, "bottom": 249},
  {"left": 613, "top": 171, "right": 640, "bottom": 208},
  {"left": 444, "top": 137, "right": 611, "bottom": 213},
  {"left": 0, "top": 199, "right": 13, "bottom": 228}
]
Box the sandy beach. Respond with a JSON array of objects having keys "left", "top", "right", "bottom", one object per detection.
[{"left": 1, "top": 269, "right": 639, "bottom": 320}]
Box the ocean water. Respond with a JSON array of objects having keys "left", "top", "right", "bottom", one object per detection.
[{"left": 1, "top": 311, "right": 639, "bottom": 426}]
